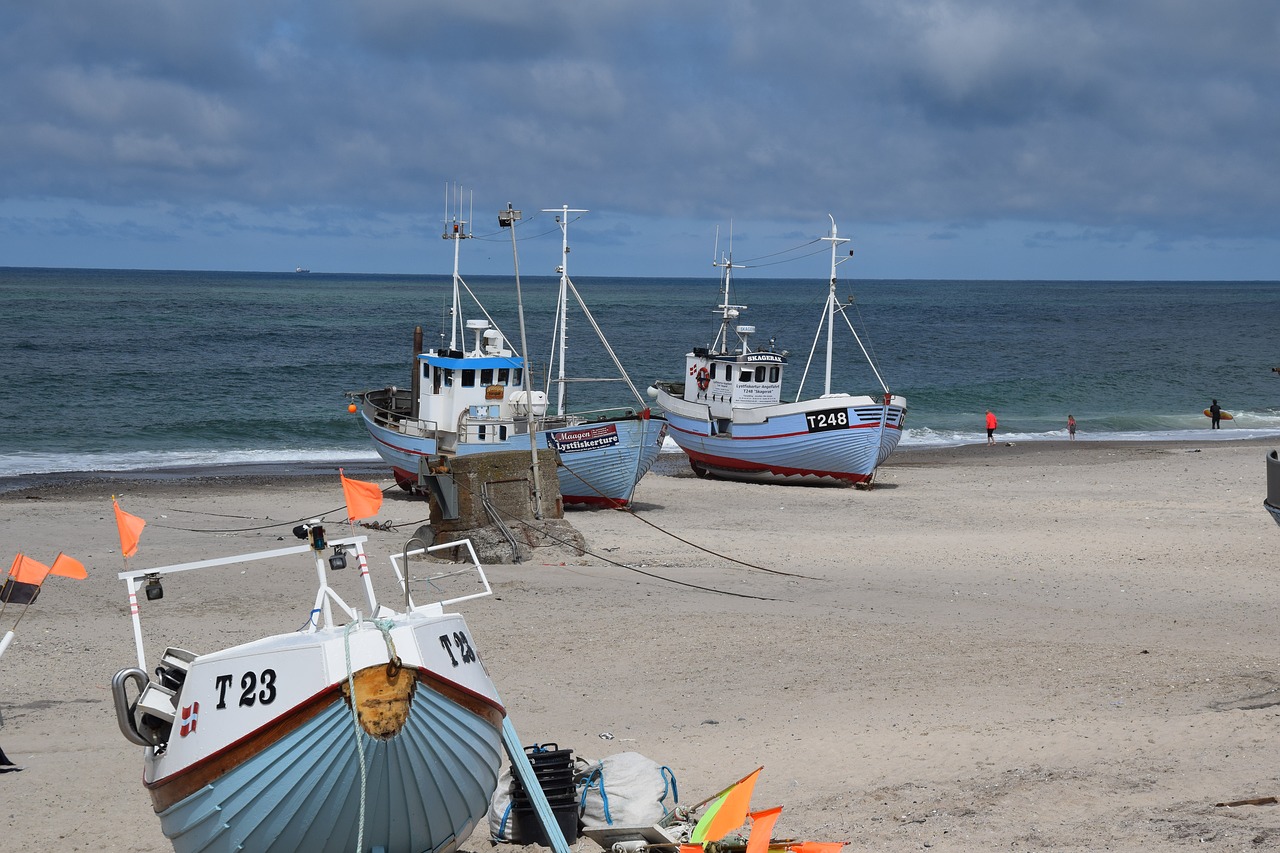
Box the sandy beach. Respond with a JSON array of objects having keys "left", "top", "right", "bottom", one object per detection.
[{"left": 3, "top": 440, "right": 1279, "bottom": 851}]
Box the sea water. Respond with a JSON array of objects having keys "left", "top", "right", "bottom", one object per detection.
[{"left": 3, "top": 267, "right": 1279, "bottom": 479}]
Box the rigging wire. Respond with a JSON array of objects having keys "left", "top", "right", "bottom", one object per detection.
[{"left": 151, "top": 465, "right": 797, "bottom": 600}]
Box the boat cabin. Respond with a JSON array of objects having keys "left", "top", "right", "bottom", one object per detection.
[
  {"left": 417, "top": 319, "right": 547, "bottom": 449},
  {"left": 683, "top": 324, "right": 786, "bottom": 420}
]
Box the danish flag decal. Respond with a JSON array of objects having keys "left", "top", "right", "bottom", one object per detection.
[{"left": 180, "top": 701, "right": 199, "bottom": 737}]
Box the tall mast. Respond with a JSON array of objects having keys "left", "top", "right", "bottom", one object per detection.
[
  {"left": 543, "top": 204, "right": 588, "bottom": 416},
  {"left": 498, "top": 203, "right": 543, "bottom": 520},
  {"left": 819, "top": 215, "right": 850, "bottom": 396},
  {"left": 711, "top": 224, "right": 747, "bottom": 355},
  {"left": 443, "top": 185, "right": 472, "bottom": 351}
]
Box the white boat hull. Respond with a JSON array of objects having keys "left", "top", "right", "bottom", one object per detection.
[{"left": 657, "top": 390, "right": 905, "bottom": 484}]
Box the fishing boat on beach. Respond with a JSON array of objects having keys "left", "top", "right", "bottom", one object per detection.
[
  {"left": 111, "top": 526, "right": 506, "bottom": 853},
  {"left": 358, "top": 199, "right": 665, "bottom": 507},
  {"left": 648, "top": 217, "right": 906, "bottom": 485}
]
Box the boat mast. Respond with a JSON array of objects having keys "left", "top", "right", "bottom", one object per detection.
[
  {"left": 498, "top": 203, "right": 544, "bottom": 520},
  {"left": 819, "top": 215, "right": 850, "bottom": 396},
  {"left": 444, "top": 185, "right": 473, "bottom": 351},
  {"left": 711, "top": 225, "right": 747, "bottom": 355},
  {"left": 543, "top": 204, "right": 588, "bottom": 416}
]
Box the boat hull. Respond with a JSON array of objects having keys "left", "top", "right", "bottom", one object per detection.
[
  {"left": 363, "top": 407, "right": 667, "bottom": 507},
  {"left": 154, "top": 676, "right": 502, "bottom": 853},
  {"left": 145, "top": 615, "right": 504, "bottom": 853},
  {"left": 658, "top": 391, "right": 905, "bottom": 485}
]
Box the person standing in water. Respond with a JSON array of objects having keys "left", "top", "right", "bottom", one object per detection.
[
  {"left": 1067, "top": 414, "right": 1076, "bottom": 441},
  {"left": 986, "top": 410, "right": 998, "bottom": 446},
  {"left": 1209, "top": 399, "right": 1221, "bottom": 429}
]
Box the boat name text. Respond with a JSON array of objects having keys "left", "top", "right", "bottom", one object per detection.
[
  {"left": 804, "top": 408, "right": 850, "bottom": 433},
  {"left": 214, "top": 669, "right": 279, "bottom": 709},
  {"left": 439, "top": 630, "right": 478, "bottom": 667}
]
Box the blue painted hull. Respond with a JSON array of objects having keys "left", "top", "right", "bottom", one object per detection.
[
  {"left": 664, "top": 401, "right": 905, "bottom": 484},
  {"left": 156, "top": 676, "right": 503, "bottom": 853},
  {"left": 364, "top": 411, "right": 666, "bottom": 506}
]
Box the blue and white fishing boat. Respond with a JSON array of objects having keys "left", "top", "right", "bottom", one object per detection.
[
  {"left": 648, "top": 217, "right": 906, "bottom": 485},
  {"left": 359, "top": 198, "right": 665, "bottom": 507},
  {"left": 112, "top": 528, "right": 504, "bottom": 853}
]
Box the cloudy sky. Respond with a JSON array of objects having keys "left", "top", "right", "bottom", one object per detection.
[{"left": 2, "top": 1, "right": 1278, "bottom": 280}]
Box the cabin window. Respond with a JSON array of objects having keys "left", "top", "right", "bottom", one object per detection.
[
  {"left": 461, "top": 369, "right": 476, "bottom": 387},
  {"left": 442, "top": 368, "right": 454, "bottom": 387},
  {"left": 513, "top": 368, "right": 523, "bottom": 386},
  {"left": 500, "top": 426, "right": 508, "bottom": 440},
  {"left": 478, "top": 424, "right": 485, "bottom": 440},
  {"left": 769, "top": 366, "right": 780, "bottom": 382},
  {"left": 710, "top": 363, "right": 718, "bottom": 379},
  {"left": 498, "top": 367, "right": 510, "bottom": 384},
  {"left": 740, "top": 369, "right": 752, "bottom": 382},
  {"left": 755, "top": 366, "right": 766, "bottom": 382},
  {"left": 481, "top": 368, "right": 493, "bottom": 384}
]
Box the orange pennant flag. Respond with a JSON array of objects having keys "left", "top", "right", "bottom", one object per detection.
[
  {"left": 49, "top": 552, "right": 88, "bottom": 580},
  {"left": 10, "top": 554, "right": 52, "bottom": 585},
  {"left": 2, "top": 554, "right": 51, "bottom": 605},
  {"left": 113, "top": 496, "right": 146, "bottom": 558},
  {"left": 786, "top": 843, "right": 845, "bottom": 853},
  {"left": 340, "top": 468, "right": 383, "bottom": 522},
  {"left": 745, "top": 807, "right": 783, "bottom": 853},
  {"left": 693, "top": 767, "right": 762, "bottom": 844}
]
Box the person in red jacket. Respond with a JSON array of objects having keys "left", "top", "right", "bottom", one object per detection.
[{"left": 986, "top": 410, "right": 998, "bottom": 446}]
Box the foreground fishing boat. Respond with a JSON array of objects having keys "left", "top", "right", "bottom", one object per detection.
[
  {"left": 112, "top": 528, "right": 504, "bottom": 853},
  {"left": 648, "top": 217, "right": 905, "bottom": 485},
  {"left": 360, "top": 198, "right": 665, "bottom": 507}
]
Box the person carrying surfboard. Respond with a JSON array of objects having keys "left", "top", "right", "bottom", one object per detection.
[{"left": 1209, "top": 399, "right": 1222, "bottom": 429}]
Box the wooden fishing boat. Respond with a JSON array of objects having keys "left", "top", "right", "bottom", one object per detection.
[
  {"left": 359, "top": 196, "right": 665, "bottom": 507},
  {"left": 111, "top": 528, "right": 504, "bottom": 853},
  {"left": 649, "top": 217, "right": 905, "bottom": 485}
]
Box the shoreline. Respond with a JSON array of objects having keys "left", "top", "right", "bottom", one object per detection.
[{"left": 3, "top": 437, "right": 1276, "bottom": 498}]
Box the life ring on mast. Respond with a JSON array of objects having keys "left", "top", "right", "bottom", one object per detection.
[{"left": 695, "top": 367, "right": 710, "bottom": 391}]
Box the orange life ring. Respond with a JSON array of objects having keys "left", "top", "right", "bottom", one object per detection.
[{"left": 695, "top": 367, "right": 710, "bottom": 391}]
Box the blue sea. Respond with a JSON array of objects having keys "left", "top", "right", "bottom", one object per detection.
[{"left": 3, "top": 266, "right": 1279, "bottom": 482}]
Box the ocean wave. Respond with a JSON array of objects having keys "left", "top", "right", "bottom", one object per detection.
[{"left": 0, "top": 448, "right": 381, "bottom": 478}]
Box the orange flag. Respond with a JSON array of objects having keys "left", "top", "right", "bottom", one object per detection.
[
  {"left": 9, "top": 554, "right": 51, "bottom": 585},
  {"left": 49, "top": 552, "right": 88, "bottom": 580},
  {"left": 340, "top": 468, "right": 383, "bottom": 522},
  {"left": 2, "top": 554, "right": 51, "bottom": 604},
  {"left": 691, "top": 767, "right": 762, "bottom": 844},
  {"left": 786, "top": 843, "right": 845, "bottom": 853},
  {"left": 113, "top": 496, "right": 146, "bottom": 558},
  {"left": 745, "top": 807, "right": 783, "bottom": 853}
]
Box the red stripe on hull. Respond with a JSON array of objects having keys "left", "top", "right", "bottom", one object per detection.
[{"left": 682, "top": 447, "right": 872, "bottom": 484}]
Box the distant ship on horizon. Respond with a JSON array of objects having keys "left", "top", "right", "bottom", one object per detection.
[{"left": 295, "top": 266, "right": 310, "bottom": 273}]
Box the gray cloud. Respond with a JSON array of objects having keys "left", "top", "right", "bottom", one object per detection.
[{"left": 1, "top": 1, "right": 1278, "bottom": 277}]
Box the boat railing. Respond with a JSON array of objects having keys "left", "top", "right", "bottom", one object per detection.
[
  {"left": 361, "top": 393, "right": 441, "bottom": 437},
  {"left": 388, "top": 538, "right": 492, "bottom": 613},
  {"left": 118, "top": 535, "right": 378, "bottom": 671},
  {"left": 558, "top": 405, "right": 649, "bottom": 425}
]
